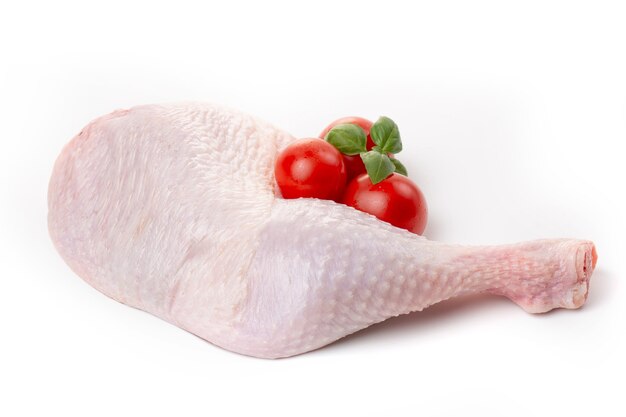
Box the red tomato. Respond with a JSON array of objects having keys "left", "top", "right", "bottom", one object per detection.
[
  {"left": 319, "top": 116, "right": 375, "bottom": 149},
  {"left": 340, "top": 154, "right": 368, "bottom": 182},
  {"left": 319, "top": 117, "right": 374, "bottom": 181},
  {"left": 342, "top": 173, "right": 428, "bottom": 234},
  {"left": 275, "top": 138, "right": 347, "bottom": 201}
]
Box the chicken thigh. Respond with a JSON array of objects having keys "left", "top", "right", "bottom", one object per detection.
[{"left": 48, "top": 103, "right": 596, "bottom": 358}]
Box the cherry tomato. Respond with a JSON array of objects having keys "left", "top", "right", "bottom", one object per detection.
[
  {"left": 342, "top": 173, "right": 428, "bottom": 234},
  {"left": 319, "top": 117, "right": 374, "bottom": 181},
  {"left": 275, "top": 138, "right": 347, "bottom": 201},
  {"left": 319, "top": 116, "right": 375, "bottom": 149}
]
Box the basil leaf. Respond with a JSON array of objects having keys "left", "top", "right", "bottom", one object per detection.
[
  {"left": 324, "top": 124, "right": 367, "bottom": 155},
  {"left": 360, "top": 151, "right": 395, "bottom": 184},
  {"left": 370, "top": 116, "right": 402, "bottom": 154},
  {"left": 390, "top": 158, "right": 408, "bottom": 176}
]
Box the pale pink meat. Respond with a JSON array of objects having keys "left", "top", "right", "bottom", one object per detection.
[{"left": 48, "top": 103, "right": 597, "bottom": 358}]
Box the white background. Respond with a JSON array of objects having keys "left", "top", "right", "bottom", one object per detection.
[{"left": 1, "top": 1, "right": 625, "bottom": 416}]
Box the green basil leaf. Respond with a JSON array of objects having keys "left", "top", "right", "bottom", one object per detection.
[
  {"left": 390, "top": 158, "right": 408, "bottom": 176},
  {"left": 370, "top": 116, "right": 402, "bottom": 154},
  {"left": 360, "top": 151, "right": 395, "bottom": 184},
  {"left": 324, "top": 123, "right": 367, "bottom": 155}
]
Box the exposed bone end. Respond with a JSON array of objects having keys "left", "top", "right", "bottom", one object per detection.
[{"left": 515, "top": 241, "right": 597, "bottom": 314}]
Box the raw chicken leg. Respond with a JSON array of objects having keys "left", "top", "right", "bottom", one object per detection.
[{"left": 48, "top": 103, "right": 596, "bottom": 358}]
